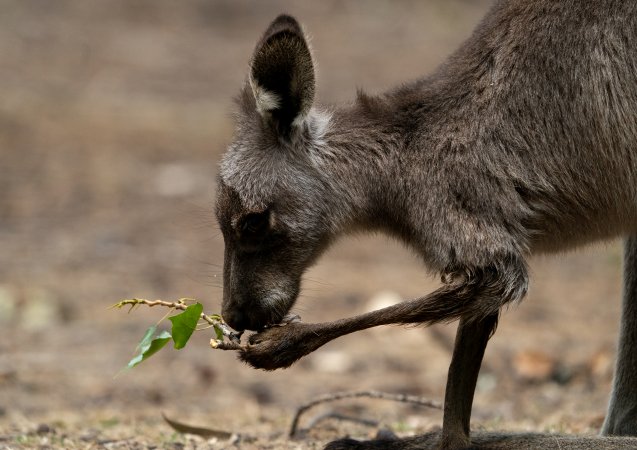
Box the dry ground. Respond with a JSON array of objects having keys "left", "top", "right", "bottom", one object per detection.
[{"left": 0, "top": 1, "right": 628, "bottom": 448}]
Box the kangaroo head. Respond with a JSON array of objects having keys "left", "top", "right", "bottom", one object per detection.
[{"left": 216, "top": 15, "right": 336, "bottom": 331}]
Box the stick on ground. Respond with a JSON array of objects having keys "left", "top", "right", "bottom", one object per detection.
[{"left": 289, "top": 390, "right": 442, "bottom": 438}]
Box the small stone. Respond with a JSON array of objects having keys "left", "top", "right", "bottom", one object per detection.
[
  {"left": 36, "top": 423, "right": 52, "bottom": 434},
  {"left": 476, "top": 372, "right": 497, "bottom": 392},
  {"left": 375, "top": 427, "right": 398, "bottom": 440},
  {"left": 512, "top": 349, "right": 556, "bottom": 382},
  {"left": 21, "top": 288, "right": 59, "bottom": 331},
  {"left": 366, "top": 290, "right": 403, "bottom": 312},
  {"left": 588, "top": 349, "right": 613, "bottom": 379},
  {"left": 310, "top": 350, "right": 353, "bottom": 374}
]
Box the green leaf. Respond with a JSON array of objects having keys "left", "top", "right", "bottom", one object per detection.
[
  {"left": 136, "top": 325, "right": 157, "bottom": 352},
  {"left": 127, "top": 330, "right": 172, "bottom": 369},
  {"left": 169, "top": 303, "right": 203, "bottom": 349}
]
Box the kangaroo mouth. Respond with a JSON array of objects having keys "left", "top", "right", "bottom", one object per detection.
[{"left": 223, "top": 308, "right": 301, "bottom": 333}]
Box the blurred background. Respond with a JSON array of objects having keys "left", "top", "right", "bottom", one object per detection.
[{"left": 0, "top": 0, "right": 625, "bottom": 448}]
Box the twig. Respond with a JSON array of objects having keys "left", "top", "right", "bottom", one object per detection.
[
  {"left": 112, "top": 298, "right": 241, "bottom": 344},
  {"left": 211, "top": 340, "right": 245, "bottom": 351},
  {"left": 289, "top": 390, "right": 442, "bottom": 438}
]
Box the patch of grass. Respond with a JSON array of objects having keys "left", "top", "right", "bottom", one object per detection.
[
  {"left": 14, "top": 434, "right": 36, "bottom": 445},
  {"left": 391, "top": 421, "right": 415, "bottom": 433},
  {"left": 99, "top": 417, "right": 120, "bottom": 428}
]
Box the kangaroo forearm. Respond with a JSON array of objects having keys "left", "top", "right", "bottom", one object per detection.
[
  {"left": 239, "top": 280, "right": 501, "bottom": 370},
  {"left": 313, "top": 284, "right": 472, "bottom": 340},
  {"left": 319, "top": 263, "right": 526, "bottom": 337}
]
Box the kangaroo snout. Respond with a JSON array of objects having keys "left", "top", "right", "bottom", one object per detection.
[
  {"left": 221, "top": 293, "right": 271, "bottom": 331},
  {"left": 221, "top": 306, "right": 250, "bottom": 332},
  {"left": 222, "top": 298, "right": 289, "bottom": 332},
  {"left": 222, "top": 281, "right": 299, "bottom": 332}
]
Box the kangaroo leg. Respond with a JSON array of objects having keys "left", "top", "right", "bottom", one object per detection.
[
  {"left": 323, "top": 313, "right": 500, "bottom": 450},
  {"left": 439, "top": 313, "right": 499, "bottom": 449},
  {"left": 602, "top": 236, "right": 637, "bottom": 436}
]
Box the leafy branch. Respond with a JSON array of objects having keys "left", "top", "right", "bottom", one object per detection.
[{"left": 112, "top": 298, "right": 243, "bottom": 369}]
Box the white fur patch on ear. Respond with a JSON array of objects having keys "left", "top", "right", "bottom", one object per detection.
[
  {"left": 308, "top": 108, "right": 331, "bottom": 139},
  {"left": 291, "top": 111, "right": 310, "bottom": 128},
  {"left": 304, "top": 108, "right": 333, "bottom": 168},
  {"left": 250, "top": 79, "right": 281, "bottom": 116}
]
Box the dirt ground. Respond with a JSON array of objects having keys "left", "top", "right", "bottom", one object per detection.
[{"left": 0, "top": 1, "right": 629, "bottom": 448}]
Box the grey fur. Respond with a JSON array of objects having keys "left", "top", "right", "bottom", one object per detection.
[{"left": 216, "top": 2, "right": 637, "bottom": 449}]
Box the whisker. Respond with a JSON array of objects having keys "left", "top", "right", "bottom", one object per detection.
[{"left": 302, "top": 276, "right": 334, "bottom": 287}]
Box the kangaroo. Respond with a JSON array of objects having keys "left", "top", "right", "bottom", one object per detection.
[{"left": 216, "top": 2, "right": 637, "bottom": 449}]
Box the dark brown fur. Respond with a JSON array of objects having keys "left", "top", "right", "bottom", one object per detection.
[{"left": 217, "top": 1, "right": 637, "bottom": 448}]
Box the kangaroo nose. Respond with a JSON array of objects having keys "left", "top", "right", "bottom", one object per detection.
[{"left": 224, "top": 309, "right": 249, "bottom": 332}]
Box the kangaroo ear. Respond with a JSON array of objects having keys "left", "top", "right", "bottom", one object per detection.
[{"left": 249, "top": 14, "right": 315, "bottom": 137}]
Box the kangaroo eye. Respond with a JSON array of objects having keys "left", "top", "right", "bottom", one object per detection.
[{"left": 240, "top": 210, "right": 270, "bottom": 236}]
